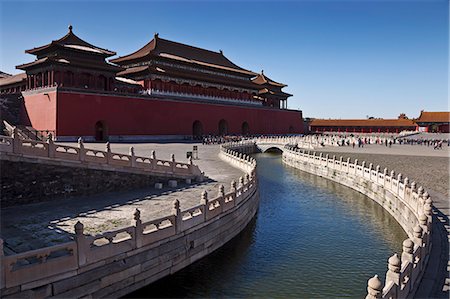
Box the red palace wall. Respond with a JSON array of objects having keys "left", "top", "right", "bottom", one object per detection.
[
  {"left": 23, "top": 91, "right": 303, "bottom": 138},
  {"left": 21, "top": 91, "right": 57, "bottom": 132}
]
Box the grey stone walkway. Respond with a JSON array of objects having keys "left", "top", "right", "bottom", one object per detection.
[{"left": 1, "top": 143, "right": 244, "bottom": 254}]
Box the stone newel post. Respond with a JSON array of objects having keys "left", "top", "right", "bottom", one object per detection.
[
  {"left": 413, "top": 225, "right": 423, "bottom": 247},
  {"left": 134, "top": 209, "right": 143, "bottom": 248},
  {"left": 172, "top": 199, "right": 181, "bottom": 233},
  {"left": 366, "top": 275, "right": 383, "bottom": 299},
  {"left": 12, "top": 126, "right": 21, "bottom": 153},
  {"left": 151, "top": 150, "right": 156, "bottom": 169},
  {"left": 74, "top": 221, "right": 87, "bottom": 266},
  {"left": 78, "top": 137, "right": 85, "bottom": 161},
  {"left": 171, "top": 154, "right": 176, "bottom": 173},
  {"left": 239, "top": 176, "right": 244, "bottom": 189},
  {"left": 218, "top": 184, "right": 225, "bottom": 198},
  {"left": 231, "top": 180, "right": 237, "bottom": 193},
  {"left": 105, "top": 142, "right": 111, "bottom": 164},
  {"left": 129, "top": 146, "right": 135, "bottom": 167},
  {"left": 201, "top": 191, "right": 208, "bottom": 220},
  {"left": 386, "top": 253, "right": 401, "bottom": 288},
  {"left": 401, "top": 238, "right": 414, "bottom": 264},
  {"left": 47, "top": 133, "right": 55, "bottom": 158}
]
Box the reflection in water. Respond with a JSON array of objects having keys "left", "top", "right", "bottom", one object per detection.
[{"left": 126, "top": 153, "right": 406, "bottom": 298}]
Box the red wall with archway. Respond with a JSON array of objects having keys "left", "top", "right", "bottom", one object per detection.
[{"left": 24, "top": 91, "right": 304, "bottom": 137}]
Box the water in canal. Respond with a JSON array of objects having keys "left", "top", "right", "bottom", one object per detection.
[{"left": 128, "top": 153, "right": 407, "bottom": 298}]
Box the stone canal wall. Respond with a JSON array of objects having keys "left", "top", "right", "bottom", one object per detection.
[
  {"left": 0, "top": 159, "right": 173, "bottom": 207},
  {"left": 0, "top": 142, "right": 259, "bottom": 298},
  {"left": 282, "top": 145, "right": 433, "bottom": 299},
  {"left": 0, "top": 132, "right": 203, "bottom": 206}
]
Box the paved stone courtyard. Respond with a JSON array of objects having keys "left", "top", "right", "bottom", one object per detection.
[{"left": 1, "top": 142, "right": 244, "bottom": 254}]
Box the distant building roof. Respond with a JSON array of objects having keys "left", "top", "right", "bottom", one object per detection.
[
  {"left": 0, "top": 73, "right": 26, "bottom": 87},
  {"left": 25, "top": 25, "right": 116, "bottom": 57},
  {"left": 0, "top": 71, "right": 12, "bottom": 79},
  {"left": 310, "top": 118, "right": 417, "bottom": 127},
  {"left": 110, "top": 33, "right": 257, "bottom": 76},
  {"left": 252, "top": 71, "right": 287, "bottom": 87},
  {"left": 416, "top": 111, "right": 450, "bottom": 123}
]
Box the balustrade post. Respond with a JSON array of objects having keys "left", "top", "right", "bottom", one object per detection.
[
  {"left": 47, "top": 133, "right": 55, "bottom": 158},
  {"left": 339, "top": 156, "right": 343, "bottom": 170},
  {"left": 105, "top": 142, "right": 111, "bottom": 164},
  {"left": 386, "top": 253, "right": 401, "bottom": 293},
  {"left": 239, "top": 176, "right": 244, "bottom": 190},
  {"left": 134, "top": 209, "right": 143, "bottom": 248},
  {"left": 12, "top": 126, "right": 21, "bottom": 154},
  {"left": 424, "top": 198, "right": 433, "bottom": 220},
  {"left": 172, "top": 199, "right": 181, "bottom": 234},
  {"left": 404, "top": 177, "right": 409, "bottom": 190},
  {"left": 366, "top": 275, "right": 383, "bottom": 299},
  {"left": 74, "top": 221, "right": 87, "bottom": 266},
  {"left": 413, "top": 225, "right": 423, "bottom": 247},
  {"left": 129, "top": 146, "right": 135, "bottom": 167},
  {"left": 346, "top": 157, "right": 351, "bottom": 172},
  {"left": 218, "top": 184, "right": 225, "bottom": 198},
  {"left": 402, "top": 238, "right": 414, "bottom": 264},
  {"left": 201, "top": 190, "right": 208, "bottom": 220},
  {"left": 419, "top": 213, "right": 430, "bottom": 252},
  {"left": 245, "top": 173, "right": 250, "bottom": 185},
  {"left": 78, "top": 137, "right": 85, "bottom": 162},
  {"left": 171, "top": 154, "right": 176, "bottom": 173}
]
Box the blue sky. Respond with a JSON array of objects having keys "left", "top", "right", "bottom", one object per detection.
[{"left": 1, "top": 0, "right": 448, "bottom": 118}]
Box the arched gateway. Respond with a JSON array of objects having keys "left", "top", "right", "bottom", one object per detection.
[
  {"left": 95, "top": 121, "right": 108, "bottom": 141},
  {"left": 242, "top": 121, "right": 250, "bottom": 135},
  {"left": 218, "top": 119, "right": 228, "bottom": 135},
  {"left": 192, "top": 120, "right": 203, "bottom": 138}
]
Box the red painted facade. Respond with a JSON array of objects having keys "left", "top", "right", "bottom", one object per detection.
[
  {"left": 5, "top": 27, "right": 303, "bottom": 140},
  {"left": 21, "top": 89, "right": 303, "bottom": 140}
]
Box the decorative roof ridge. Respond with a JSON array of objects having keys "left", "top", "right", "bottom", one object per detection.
[{"left": 25, "top": 25, "right": 116, "bottom": 57}]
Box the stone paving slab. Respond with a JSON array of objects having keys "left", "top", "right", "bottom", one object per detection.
[{"left": 1, "top": 143, "right": 244, "bottom": 254}]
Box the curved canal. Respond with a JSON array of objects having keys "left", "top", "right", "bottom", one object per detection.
[{"left": 127, "top": 153, "right": 407, "bottom": 298}]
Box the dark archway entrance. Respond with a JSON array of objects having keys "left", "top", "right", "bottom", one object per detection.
[
  {"left": 95, "top": 121, "right": 108, "bottom": 141},
  {"left": 218, "top": 119, "right": 228, "bottom": 135},
  {"left": 192, "top": 120, "right": 203, "bottom": 139},
  {"left": 242, "top": 121, "right": 250, "bottom": 135},
  {"left": 289, "top": 126, "right": 295, "bottom": 133}
]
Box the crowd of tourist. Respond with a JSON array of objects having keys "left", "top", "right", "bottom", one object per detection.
[
  {"left": 191, "top": 132, "right": 449, "bottom": 150},
  {"left": 303, "top": 132, "right": 450, "bottom": 150},
  {"left": 396, "top": 138, "right": 448, "bottom": 149}
]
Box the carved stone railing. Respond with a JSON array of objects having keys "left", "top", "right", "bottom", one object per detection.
[
  {"left": 252, "top": 136, "right": 315, "bottom": 149},
  {"left": 0, "top": 141, "right": 259, "bottom": 294},
  {"left": 219, "top": 141, "right": 257, "bottom": 174},
  {"left": 251, "top": 133, "right": 404, "bottom": 150},
  {"left": 282, "top": 145, "right": 433, "bottom": 299},
  {"left": 0, "top": 128, "right": 202, "bottom": 179}
]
